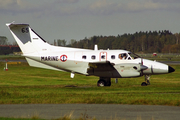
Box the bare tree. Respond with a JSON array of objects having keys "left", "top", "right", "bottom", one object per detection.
[{"left": 0, "top": 36, "right": 8, "bottom": 45}]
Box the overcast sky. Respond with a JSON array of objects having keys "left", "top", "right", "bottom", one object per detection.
[{"left": 1, "top": 0, "right": 180, "bottom": 44}]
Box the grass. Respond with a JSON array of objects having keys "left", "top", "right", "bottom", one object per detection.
[
  {"left": 0, "top": 58, "right": 180, "bottom": 120},
  {"left": 0, "top": 55, "right": 25, "bottom": 60},
  {"left": 137, "top": 53, "right": 180, "bottom": 61},
  {"left": 0, "top": 61, "right": 180, "bottom": 106}
]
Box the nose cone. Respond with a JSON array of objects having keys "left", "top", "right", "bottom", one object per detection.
[{"left": 168, "top": 66, "right": 175, "bottom": 73}]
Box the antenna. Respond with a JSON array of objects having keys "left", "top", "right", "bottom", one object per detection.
[{"left": 94, "top": 44, "right": 98, "bottom": 50}]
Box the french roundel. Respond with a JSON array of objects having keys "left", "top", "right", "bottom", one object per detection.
[{"left": 60, "top": 55, "right": 67, "bottom": 62}]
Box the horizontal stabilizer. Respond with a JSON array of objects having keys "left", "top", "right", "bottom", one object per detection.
[{"left": 25, "top": 57, "right": 63, "bottom": 71}]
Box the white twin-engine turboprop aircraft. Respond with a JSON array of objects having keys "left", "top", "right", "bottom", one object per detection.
[{"left": 6, "top": 22, "right": 175, "bottom": 86}]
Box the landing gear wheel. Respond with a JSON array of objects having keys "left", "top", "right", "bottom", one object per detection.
[
  {"left": 97, "top": 80, "right": 106, "bottom": 87},
  {"left": 97, "top": 78, "right": 111, "bottom": 87},
  {"left": 141, "top": 82, "right": 147, "bottom": 86},
  {"left": 106, "top": 81, "right": 111, "bottom": 86}
]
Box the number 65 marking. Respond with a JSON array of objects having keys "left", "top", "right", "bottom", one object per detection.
[{"left": 21, "top": 28, "right": 29, "bottom": 33}]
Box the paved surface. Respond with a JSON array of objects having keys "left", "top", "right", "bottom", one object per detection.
[
  {"left": 161, "top": 61, "right": 180, "bottom": 65},
  {"left": 0, "top": 104, "right": 180, "bottom": 120}
]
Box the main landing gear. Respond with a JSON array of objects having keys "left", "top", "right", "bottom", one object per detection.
[
  {"left": 141, "top": 75, "right": 150, "bottom": 86},
  {"left": 97, "top": 76, "right": 151, "bottom": 87},
  {"left": 97, "top": 77, "right": 111, "bottom": 87}
]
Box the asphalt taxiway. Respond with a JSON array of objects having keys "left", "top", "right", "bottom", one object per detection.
[{"left": 0, "top": 104, "right": 180, "bottom": 120}]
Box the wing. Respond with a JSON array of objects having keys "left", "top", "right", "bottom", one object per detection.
[
  {"left": 87, "top": 61, "right": 141, "bottom": 78},
  {"left": 87, "top": 61, "right": 121, "bottom": 77}
]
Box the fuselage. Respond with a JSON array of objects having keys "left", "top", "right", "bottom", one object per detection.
[{"left": 24, "top": 47, "right": 174, "bottom": 78}]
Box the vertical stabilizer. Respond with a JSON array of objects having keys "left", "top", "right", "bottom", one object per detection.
[{"left": 6, "top": 23, "right": 51, "bottom": 54}]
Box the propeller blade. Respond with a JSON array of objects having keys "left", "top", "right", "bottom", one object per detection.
[
  {"left": 140, "top": 58, "right": 147, "bottom": 76},
  {"left": 140, "top": 65, "right": 148, "bottom": 70}
]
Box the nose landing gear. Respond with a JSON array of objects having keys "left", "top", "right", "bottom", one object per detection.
[{"left": 141, "top": 75, "right": 150, "bottom": 86}]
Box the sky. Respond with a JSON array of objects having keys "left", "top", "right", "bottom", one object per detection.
[{"left": 1, "top": 0, "right": 180, "bottom": 44}]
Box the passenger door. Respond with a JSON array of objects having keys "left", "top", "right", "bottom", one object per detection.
[{"left": 99, "top": 52, "right": 107, "bottom": 61}]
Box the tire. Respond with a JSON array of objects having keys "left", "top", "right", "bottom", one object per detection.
[
  {"left": 106, "top": 81, "right": 111, "bottom": 86},
  {"left": 97, "top": 80, "right": 106, "bottom": 87},
  {"left": 141, "top": 82, "right": 147, "bottom": 86}
]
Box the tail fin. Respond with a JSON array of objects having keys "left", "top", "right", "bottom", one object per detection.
[{"left": 6, "top": 22, "right": 51, "bottom": 54}]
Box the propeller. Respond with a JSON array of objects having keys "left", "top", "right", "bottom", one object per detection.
[{"left": 140, "top": 58, "right": 148, "bottom": 76}]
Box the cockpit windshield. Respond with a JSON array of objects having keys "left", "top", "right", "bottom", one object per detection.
[{"left": 128, "top": 52, "right": 140, "bottom": 59}]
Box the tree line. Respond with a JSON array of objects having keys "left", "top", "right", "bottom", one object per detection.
[{"left": 60, "top": 30, "right": 180, "bottom": 53}]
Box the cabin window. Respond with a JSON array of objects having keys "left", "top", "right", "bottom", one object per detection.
[
  {"left": 118, "top": 54, "right": 123, "bottom": 59},
  {"left": 82, "top": 55, "right": 86, "bottom": 59},
  {"left": 101, "top": 55, "right": 105, "bottom": 59},
  {"left": 91, "top": 55, "right": 96, "bottom": 60},
  {"left": 111, "top": 55, "right": 115, "bottom": 59},
  {"left": 119, "top": 53, "right": 127, "bottom": 60}
]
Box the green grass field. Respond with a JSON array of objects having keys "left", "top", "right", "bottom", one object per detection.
[{"left": 0, "top": 60, "right": 180, "bottom": 106}]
